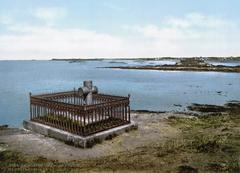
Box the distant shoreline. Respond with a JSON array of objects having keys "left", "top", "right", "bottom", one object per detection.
[
  {"left": 102, "top": 57, "right": 240, "bottom": 73},
  {"left": 51, "top": 56, "right": 240, "bottom": 62},
  {"left": 104, "top": 65, "right": 240, "bottom": 73},
  {"left": 1, "top": 56, "right": 240, "bottom": 61}
]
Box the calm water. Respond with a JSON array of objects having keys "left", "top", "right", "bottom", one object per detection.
[{"left": 0, "top": 60, "right": 240, "bottom": 127}]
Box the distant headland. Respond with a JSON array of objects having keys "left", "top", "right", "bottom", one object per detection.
[{"left": 51, "top": 56, "right": 240, "bottom": 62}]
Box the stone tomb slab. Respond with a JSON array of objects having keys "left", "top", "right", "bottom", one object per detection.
[{"left": 23, "top": 120, "right": 138, "bottom": 148}]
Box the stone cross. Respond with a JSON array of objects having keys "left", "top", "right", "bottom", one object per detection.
[{"left": 78, "top": 81, "right": 98, "bottom": 105}]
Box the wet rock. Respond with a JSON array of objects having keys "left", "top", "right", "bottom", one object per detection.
[
  {"left": 178, "top": 165, "right": 198, "bottom": 173},
  {"left": 187, "top": 101, "right": 240, "bottom": 114},
  {"left": 187, "top": 104, "right": 227, "bottom": 113},
  {"left": 0, "top": 125, "right": 8, "bottom": 130},
  {"left": 174, "top": 104, "right": 182, "bottom": 107}
]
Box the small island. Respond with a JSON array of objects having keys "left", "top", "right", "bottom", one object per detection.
[{"left": 104, "top": 57, "right": 240, "bottom": 73}]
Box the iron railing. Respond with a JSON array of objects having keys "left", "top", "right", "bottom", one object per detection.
[{"left": 29, "top": 91, "right": 131, "bottom": 136}]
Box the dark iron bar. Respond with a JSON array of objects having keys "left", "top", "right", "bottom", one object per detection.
[{"left": 29, "top": 90, "right": 131, "bottom": 136}]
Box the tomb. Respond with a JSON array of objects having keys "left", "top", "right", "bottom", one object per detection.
[{"left": 23, "top": 81, "right": 137, "bottom": 148}]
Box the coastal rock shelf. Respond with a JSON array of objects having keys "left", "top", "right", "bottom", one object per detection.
[{"left": 104, "top": 58, "right": 240, "bottom": 73}]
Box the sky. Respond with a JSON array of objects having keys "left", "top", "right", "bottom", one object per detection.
[{"left": 0, "top": 0, "right": 240, "bottom": 60}]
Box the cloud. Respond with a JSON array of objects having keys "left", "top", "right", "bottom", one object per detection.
[
  {"left": 0, "top": 26, "right": 126, "bottom": 59},
  {"left": 103, "top": 2, "right": 124, "bottom": 11},
  {"left": 134, "top": 13, "right": 237, "bottom": 39},
  {"left": 166, "top": 13, "right": 235, "bottom": 29},
  {"left": 0, "top": 15, "right": 13, "bottom": 25},
  {"left": 124, "top": 13, "right": 240, "bottom": 57},
  {"left": 0, "top": 13, "right": 239, "bottom": 60},
  {"left": 33, "top": 7, "right": 67, "bottom": 25}
]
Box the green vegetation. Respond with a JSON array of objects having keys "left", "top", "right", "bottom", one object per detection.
[
  {"left": 176, "top": 58, "right": 208, "bottom": 67},
  {"left": 1, "top": 106, "right": 240, "bottom": 172},
  {"left": 167, "top": 103, "right": 240, "bottom": 172}
]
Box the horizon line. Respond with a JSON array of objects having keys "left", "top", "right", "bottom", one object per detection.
[{"left": 1, "top": 56, "right": 240, "bottom": 61}]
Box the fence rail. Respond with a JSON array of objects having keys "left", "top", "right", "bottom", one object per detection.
[{"left": 29, "top": 91, "right": 131, "bottom": 136}]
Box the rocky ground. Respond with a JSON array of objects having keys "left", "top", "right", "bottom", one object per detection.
[{"left": 0, "top": 102, "right": 240, "bottom": 172}]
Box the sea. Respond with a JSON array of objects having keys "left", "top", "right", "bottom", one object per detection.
[{"left": 0, "top": 59, "right": 240, "bottom": 127}]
